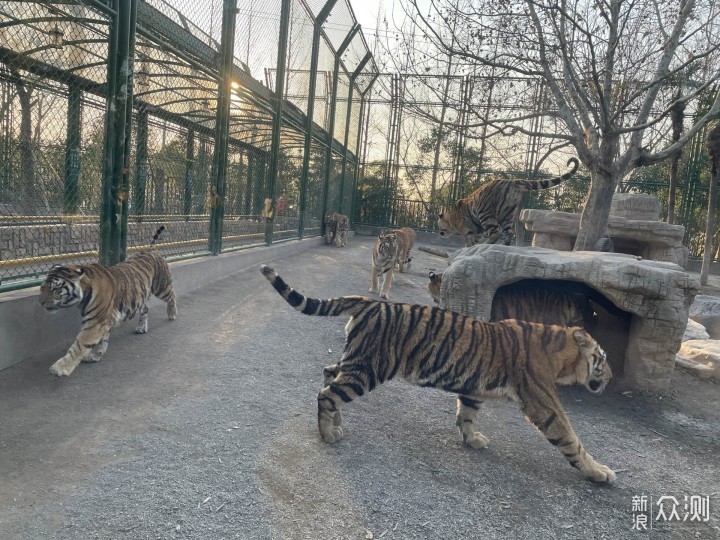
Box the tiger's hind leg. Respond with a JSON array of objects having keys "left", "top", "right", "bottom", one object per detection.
[
  {"left": 521, "top": 399, "right": 616, "bottom": 483},
  {"left": 154, "top": 283, "right": 177, "bottom": 321},
  {"left": 456, "top": 396, "right": 489, "bottom": 449},
  {"left": 134, "top": 304, "right": 149, "bottom": 334},
  {"left": 317, "top": 370, "right": 369, "bottom": 443},
  {"left": 322, "top": 363, "right": 342, "bottom": 426}
]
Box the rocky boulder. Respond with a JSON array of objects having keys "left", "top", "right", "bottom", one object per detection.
[
  {"left": 610, "top": 193, "right": 661, "bottom": 221},
  {"left": 676, "top": 340, "right": 720, "bottom": 381},
  {"left": 682, "top": 319, "right": 710, "bottom": 342},
  {"left": 439, "top": 245, "right": 699, "bottom": 393},
  {"left": 689, "top": 295, "right": 720, "bottom": 339}
]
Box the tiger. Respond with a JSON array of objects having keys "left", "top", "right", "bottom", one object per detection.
[
  {"left": 369, "top": 231, "right": 400, "bottom": 299},
  {"left": 324, "top": 212, "right": 349, "bottom": 247},
  {"left": 437, "top": 157, "right": 579, "bottom": 247},
  {"left": 428, "top": 272, "right": 597, "bottom": 330},
  {"left": 260, "top": 265, "right": 615, "bottom": 483},
  {"left": 38, "top": 226, "right": 177, "bottom": 377},
  {"left": 385, "top": 226, "right": 416, "bottom": 272}
]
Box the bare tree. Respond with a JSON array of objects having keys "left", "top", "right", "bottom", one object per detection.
[{"left": 404, "top": 0, "right": 720, "bottom": 250}]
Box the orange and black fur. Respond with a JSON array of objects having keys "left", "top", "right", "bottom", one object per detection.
[
  {"left": 261, "top": 265, "right": 615, "bottom": 483},
  {"left": 437, "top": 158, "right": 579, "bottom": 246},
  {"left": 39, "top": 226, "right": 176, "bottom": 376},
  {"left": 324, "top": 212, "right": 349, "bottom": 247}
]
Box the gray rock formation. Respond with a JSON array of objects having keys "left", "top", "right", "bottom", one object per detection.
[
  {"left": 438, "top": 245, "right": 699, "bottom": 393},
  {"left": 689, "top": 295, "right": 720, "bottom": 339},
  {"left": 676, "top": 340, "right": 720, "bottom": 380},
  {"left": 609, "top": 193, "right": 661, "bottom": 221},
  {"left": 682, "top": 319, "right": 710, "bottom": 341}
]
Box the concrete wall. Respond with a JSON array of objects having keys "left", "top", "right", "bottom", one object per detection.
[{"left": 0, "top": 236, "right": 325, "bottom": 372}]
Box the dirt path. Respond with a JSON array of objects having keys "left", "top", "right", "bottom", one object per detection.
[{"left": 0, "top": 237, "right": 718, "bottom": 539}]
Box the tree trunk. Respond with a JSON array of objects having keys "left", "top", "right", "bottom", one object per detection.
[
  {"left": 667, "top": 100, "right": 685, "bottom": 224},
  {"left": 13, "top": 73, "right": 36, "bottom": 215},
  {"left": 700, "top": 171, "right": 718, "bottom": 285},
  {"left": 573, "top": 169, "right": 617, "bottom": 251}
]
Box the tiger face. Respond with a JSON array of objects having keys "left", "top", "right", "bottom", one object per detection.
[
  {"left": 437, "top": 204, "right": 476, "bottom": 246},
  {"left": 38, "top": 265, "right": 85, "bottom": 312},
  {"left": 377, "top": 232, "right": 398, "bottom": 255},
  {"left": 566, "top": 329, "right": 612, "bottom": 395}
]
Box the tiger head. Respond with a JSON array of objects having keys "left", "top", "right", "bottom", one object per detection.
[
  {"left": 428, "top": 271, "right": 443, "bottom": 304},
  {"left": 324, "top": 213, "right": 336, "bottom": 229},
  {"left": 337, "top": 215, "right": 349, "bottom": 232},
  {"left": 559, "top": 328, "right": 612, "bottom": 395},
  {"left": 38, "top": 265, "right": 86, "bottom": 313},
  {"left": 437, "top": 202, "right": 473, "bottom": 241},
  {"left": 377, "top": 231, "right": 399, "bottom": 256}
]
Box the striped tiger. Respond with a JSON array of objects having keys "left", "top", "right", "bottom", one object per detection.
[
  {"left": 369, "top": 231, "right": 400, "bottom": 299},
  {"left": 261, "top": 265, "right": 615, "bottom": 483},
  {"left": 324, "top": 212, "right": 349, "bottom": 247},
  {"left": 428, "top": 272, "right": 597, "bottom": 330},
  {"left": 385, "top": 226, "right": 416, "bottom": 272},
  {"left": 38, "top": 226, "right": 177, "bottom": 377},
  {"left": 437, "top": 158, "right": 579, "bottom": 246}
]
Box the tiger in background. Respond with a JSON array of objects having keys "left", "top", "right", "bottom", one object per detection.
[
  {"left": 260, "top": 265, "right": 615, "bottom": 483},
  {"left": 385, "top": 226, "right": 416, "bottom": 272},
  {"left": 324, "top": 212, "right": 349, "bottom": 247},
  {"left": 437, "top": 157, "right": 579, "bottom": 247},
  {"left": 369, "top": 231, "right": 400, "bottom": 299},
  {"left": 38, "top": 226, "right": 177, "bottom": 377},
  {"left": 428, "top": 272, "right": 597, "bottom": 330}
]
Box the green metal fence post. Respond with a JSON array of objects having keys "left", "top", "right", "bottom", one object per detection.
[
  {"left": 298, "top": 0, "right": 337, "bottom": 240},
  {"left": 350, "top": 73, "right": 377, "bottom": 227},
  {"left": 338, "top": 52, "right": 371, "bottom": 215},
  {"left": 100, "top": 0, "right": 131, "bottom": 265},
  {"left": 119, "top": 0, "right": 137, "bottom": 261},
  {"left": 134, "top": 106, "right": 148, "bottom": 218},
  {"left": 63, "top": 84, "right": 82, "bottom": 215},
  {"left": 321, "top": 24, "right": 360, "bottom": 232},
  {"left": 208, "top": 0, "right": 238, "bottom": 255},
  {"left": 265, "top": 0, "right": 292, "bottom": 246},
  {"left": 184, "top": 129, "right": 195, "bottom": 217}
]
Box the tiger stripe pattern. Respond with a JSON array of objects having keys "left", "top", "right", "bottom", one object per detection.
[
  {"left": 428, "top": 272, "right": 597, "bottom": 330},
  {"left": 39, "top": 226, "right": 177, "bottom": 377},
  {"left": 385, "top": 226, "right": 416, "bottom": 272},
  {"left": 261, "top": 265, "right": 615, "bottom": 483},
  {"left": 437, "top": 157, "right": 579, "bottom": 246}
]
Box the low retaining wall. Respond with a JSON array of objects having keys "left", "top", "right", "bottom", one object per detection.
[{"left": 0, "top": 235, "right": 326, "bottom": 372}]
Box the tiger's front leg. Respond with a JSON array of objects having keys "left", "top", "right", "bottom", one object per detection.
[
  {"left": 84, "top": 331, "right": 110, "bottom": 363},
  {"left": 379, "top": 268, "right": 394, "bottom": 299},
  {"left": 322, "top": 363, "right": 342, "bottom": 426},
  {"left": 50, "top": 323, "right": 111, "bottom": 376},
  {"left": 456, "top": 396, "right": 489, "bottom": 449},
  {"left": 369, "top": 266, "right": 380, "bottom": 294},
  {"left": 317, "top": 370, "right": 368, "bottom": 443},
  {"left": 522, "top": 400, "right": 616, "bottom": 483}
]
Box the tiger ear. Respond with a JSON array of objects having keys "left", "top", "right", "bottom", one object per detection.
[
  {"left": 438, "top": 213, "right": 444, "bottom": 219},
  {"left": 572, "top": 328, "right": 593, "bottom": 350},
  {"left": 429, "top": 271, "right": 435, "bottom": 278}
]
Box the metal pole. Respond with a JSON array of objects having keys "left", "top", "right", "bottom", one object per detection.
[
  {"left": 134, "top": 106, "right": 148, "bottom": 218},
  {"left": 208, "top": 0, "right": 238, "bottom": 255},
  {"left": 321, "top": 24, "right": 360, "bottom": 231},
  {"left": 119, "top": 0, "right": 137, "bottom": 262},
  {"left": 184, "top": 129, "right": 195, "bottom": 217},
  {"left": 298, "top": 0, "right": 337, "bottom": 239},
  {"left": 339, "top": 52, "right": 371, "bottom": 215},
  {"left": 265, "top": 0, "right": 292, "bottom": 246},
  {"left": 63, "top": 84, "right": 82, "bottom": 214},
  {"left": 99, "top": 0, "right": 131, "bottom": 265},
  {"left": 350, "top": 73, "right": 377, "bottom": 227}
]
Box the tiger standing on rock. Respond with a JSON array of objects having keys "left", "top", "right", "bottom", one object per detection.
[
  {"left": 437, "top": 157, "right": 579, "bottom": 246},
  {"left": 38, "top": 226, "right": 177, "bottom": 377},
  {"left": 324, "top": 212, "right": 349, "bottom": 247},
  {"left": 260, "top": 265, "right": 616, "bottom": 483}
]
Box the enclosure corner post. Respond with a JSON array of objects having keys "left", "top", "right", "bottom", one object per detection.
[
  {"left": 208, "top": 0, "right": 238, "bottom": 255},
  {"left": 184, "top": 129, "right": 195, "bottom": 218},
  {"left": 63, "top": 84, "right": 82, "bottom": 215},
  {"left": 298, "top": 0, "right": 337, "bottom": 240},
  {"left": 265, "top": 0, "right": 291, "bottom": 246}
]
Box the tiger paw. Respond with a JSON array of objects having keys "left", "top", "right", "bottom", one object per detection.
[
  {"left": 585, "top": 463, "right": 616, "bottom": 484},
  {"left": 369, "top": 287, "right": 378, "bottom": 294},
  {"left": 464, "top": 432, "right": 489, "bottom": 449},
  {"left": 49, "top": 360, "right": 74, "bottom": 377},
  {"left": 134, "top": 325, "right": 148, "bottom": 334},
  {"left": 319, "top": 426, "right": 343, "bottom": 444},
  {"left": 380, "top": 292, "right": 389, "bottom": 300}
]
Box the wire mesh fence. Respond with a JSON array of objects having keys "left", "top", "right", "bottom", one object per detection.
[{"left": 0, "top": 0, "right": 378, "bottom": 290}]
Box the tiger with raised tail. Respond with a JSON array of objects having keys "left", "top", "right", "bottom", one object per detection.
[
  {"left": 39, "top": 226, "right": 177, "bottom": 377},
  {"left": 437, "top": 157, "right": 579, "bottom": 246},
  {"left": 261, "top": 265, "right": 615, "bottom": 483}
]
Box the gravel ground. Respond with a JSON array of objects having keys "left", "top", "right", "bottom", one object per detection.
[{"left": 0, "top": 237, "right": 719, "bottom": 540}]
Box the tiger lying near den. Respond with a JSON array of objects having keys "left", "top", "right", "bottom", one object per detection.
[{"left": 261, "top": 264, "right": 615, "bottom": 483}]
